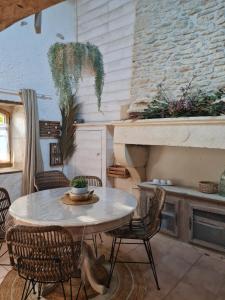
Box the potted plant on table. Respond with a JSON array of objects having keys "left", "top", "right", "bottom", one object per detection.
[{"left": 70, "top": 177, "right": 88, "bottom": 194}]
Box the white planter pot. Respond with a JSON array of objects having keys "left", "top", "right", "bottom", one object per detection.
[{"left": 71, "top": 187, "right": 88, "bottom": 194}]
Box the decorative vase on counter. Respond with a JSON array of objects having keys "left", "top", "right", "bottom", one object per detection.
[{"left": 219, "top": 170, "right": 225, "bottom": 196}]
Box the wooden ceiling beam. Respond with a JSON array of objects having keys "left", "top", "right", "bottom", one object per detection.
[{"left": 0, "top": 0, "right": 65, "bottom": 31}]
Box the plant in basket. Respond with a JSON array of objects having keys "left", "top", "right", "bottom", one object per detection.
[{"left": 70, "top": 177, "right": 88, "bottom": 194}]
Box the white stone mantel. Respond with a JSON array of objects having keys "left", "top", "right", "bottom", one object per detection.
[{"left": 112, "top": 116, "right": 225, "bottom": 149}]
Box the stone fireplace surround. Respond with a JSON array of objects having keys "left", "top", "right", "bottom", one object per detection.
[{"left": 112, "top": 116, "right": 225, "bottom": 198}]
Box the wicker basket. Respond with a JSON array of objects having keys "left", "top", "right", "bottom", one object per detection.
[{"left": 199, "top": 181, "right": 218, "bottom": 194}]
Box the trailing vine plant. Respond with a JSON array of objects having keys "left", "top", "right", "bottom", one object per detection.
[{"left": 48, "top": 42, "right": 104, "bottom": 111}]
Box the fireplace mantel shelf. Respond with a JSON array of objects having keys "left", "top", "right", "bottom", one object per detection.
[
  {"left": 113, "top": 116, "right": 225, "bottom": 149},
  {"left": 112, "top": 116, "right": 225, "bottom": 126}
]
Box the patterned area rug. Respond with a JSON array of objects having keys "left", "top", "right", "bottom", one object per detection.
[{"left": 0, "top": 263, "right": 148, "bottom": 299}]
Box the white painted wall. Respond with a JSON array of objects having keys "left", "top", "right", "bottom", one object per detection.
[
  {"left": 76, "top": 0, "right": 136, "bottom": 122},
  {"left": 0, "top": 0, "right": 75, "bottom": 170},
  {"left": 0, "top": 0, "right": 75, "bottom": 200}
]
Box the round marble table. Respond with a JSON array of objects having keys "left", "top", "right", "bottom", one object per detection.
[{"left": 9, "top": 187, "right": 137, "bottom": 235}]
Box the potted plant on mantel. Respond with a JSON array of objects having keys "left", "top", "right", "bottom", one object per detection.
[
  {"left": 70, "top": 177, "right": 88, "bottom": 194},
  {"left": 129, "top": 77, "right": 225, "bottom": 120}
]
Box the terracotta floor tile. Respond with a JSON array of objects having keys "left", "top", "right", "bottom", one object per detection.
[
  {"left": 0, "top": 253, "right": 10, "bottom": 266},
  {"left": 167, "top": 242, "right": 202, "bottom": 265},
  {"left": 158, "top": 252, "right": 192, "bottom": 279},
  {"left": 0, "top": 234, "right": 225, "bottom": 300},
  {"left": 144, "top": 265, "right": 180, "bottom": 299},
  {"left": 181, "top": 258, "right": 224, "bottom": 295},
  {"left": 165, "top": 281, "right": 216, "bottom": 300},
  {"left": 196, "top": 254, "right": 225, "bottom": 275},
  {"left": 0, "top": 266, "right": 9, "bottom": 279},
  {"left": 216, "top": 276, "right": 225, "bottom": 299}
]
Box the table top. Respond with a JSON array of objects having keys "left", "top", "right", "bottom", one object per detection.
[{"left": 9, "top": 187, "right": 137, "bottom": 234}]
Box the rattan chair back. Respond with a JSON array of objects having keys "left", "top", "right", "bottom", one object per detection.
[
  {"left": 143, "top": 187, "right": 166, "bottom": 237},
  {"left": 0, "top": 188, "right": 11, "bottom": 235},
  {"left": 73, "top": 176, "right": 102, "bottom": 187},
  {"left": 6, "top": 225, "right": 80, "bottom": 283},
  {"left": 34, "top": 171, "right": 70, "bottom": 191}
]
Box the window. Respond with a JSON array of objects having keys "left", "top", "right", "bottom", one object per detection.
[{"left": 0, "top": 109, "right": 11, "bottom": 167}]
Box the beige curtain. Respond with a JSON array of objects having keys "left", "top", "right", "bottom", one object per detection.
[{"left": 20, "top": 89, "right": 44, "bottom": 195}]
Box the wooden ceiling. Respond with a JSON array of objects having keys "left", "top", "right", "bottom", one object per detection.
[{"left": 0, "top": 0, "right": 65, "bottom": 31}]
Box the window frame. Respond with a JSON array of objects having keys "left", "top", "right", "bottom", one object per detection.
[{"left": 0, "top": 108, "right": 12, "bottom": 168}]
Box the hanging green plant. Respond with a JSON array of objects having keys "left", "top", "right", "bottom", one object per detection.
[{"left": 48, "top": 42, "right": 104, "bottom": 111}]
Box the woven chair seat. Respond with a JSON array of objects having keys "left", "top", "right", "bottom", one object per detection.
[{"left": 107, "top": 219, "right": 156, "bottom": 240}]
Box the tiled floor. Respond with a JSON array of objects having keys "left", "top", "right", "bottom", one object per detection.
[
  {"left": 0, "top": 243, "right": 12, "bottom": 284},
  {"left": 1, "top": 233, "right": 225, "bottom": 299}
]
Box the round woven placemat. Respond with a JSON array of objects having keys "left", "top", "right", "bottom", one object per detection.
[{"left": 61, "top": 194, "right": 99, "bottom": 206}]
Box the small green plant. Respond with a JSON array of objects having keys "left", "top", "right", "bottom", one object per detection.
[{"left": 70, "top": 177, "right": 87, "bottom": 188}]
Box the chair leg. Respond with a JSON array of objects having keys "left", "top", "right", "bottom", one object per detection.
[
  {"left": 92, "top": 234, "right": 98, "bottom": 257},
  {"left": 60, "top": 281, "right": 66, "bottom": 300},
  {"left": 76, "top": 281, "right": 88, "bottom": 300},
  {"left": 107, "top": 238, "right": 121, "bottom": 288},
  {"left": 23, "top": 279, "right": 32, "bottom": 300},
  {"left": 31, "top": 280, "right": 36, "bottom": 294},
  {"left": 37, "top": 283, "right": 42, "bottom": 300},
  {"left": 21, "top": 278, "right": 28, "bottom": 300},
  {"left": 144, "top": 240, "right": 160, "bottom": 290},
  {"left": 84, "top": 284, "right": 88, "bottom": 300},
  {"left": 69, "top": 277, "right": 73, "bottom": 300},
  {"left": 76, "top": 281, "right": 82, "bottom": 300},
  {"left": 109, "top": 237, "right": 116, "bottom": 264},
  {"left": 99, "top": 233, "right": 103, "bottom": 243}
]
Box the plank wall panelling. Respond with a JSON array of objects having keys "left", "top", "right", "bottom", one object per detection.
[{"left": 76, "top": 0, "right": 137, "bottom": 122}]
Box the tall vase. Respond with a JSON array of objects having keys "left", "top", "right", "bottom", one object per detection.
[{"left": 219, "top": 169, "right": 225, "bottom": 196}]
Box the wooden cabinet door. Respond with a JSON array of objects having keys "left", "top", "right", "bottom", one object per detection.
[
  {"left": 68, "top": 129, "right": 102, "bottom": 180},
  {"left": 161, "top": 197, "right": 180, "bottom": 237}
]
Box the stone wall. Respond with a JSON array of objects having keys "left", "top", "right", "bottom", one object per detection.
[{"left": 131, "top": 0, "right": 225, "bottom": 104}]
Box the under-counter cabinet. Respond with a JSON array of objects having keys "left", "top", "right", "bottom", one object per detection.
[
  {"left": 189, "top": 204, "right": 225, "bottom": 252},
  {"left": 138, "top": 183, "right": 225, "bottom": 253}
]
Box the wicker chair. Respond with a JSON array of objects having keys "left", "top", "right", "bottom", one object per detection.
[
  {"left": 34, "top": 170, "right": 70, "bottom": 191},
  {"left": 107, "top": 187, "right": 166, "bottom": 289},
  {"left": 0, "top": 188, "right": 11, "bottom": 266},
  {"left": 6, "top": 225, "right": 86, "bottom": 300},
  {"left": 72, "top": 175, "right": 102, "bottom": 187},
  {"left": 73, "top": 176, "right": 103, "bottom": 255}
]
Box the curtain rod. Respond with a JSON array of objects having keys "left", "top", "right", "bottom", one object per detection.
[{"left": 0, "top": 88, "right": 52, "bottom": 100}]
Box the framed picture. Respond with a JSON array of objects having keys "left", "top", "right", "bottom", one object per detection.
[{"left": 50, "top": 143, "right": 63, "bottom": 166}]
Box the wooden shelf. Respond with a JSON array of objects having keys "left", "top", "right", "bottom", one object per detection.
[
  {"left": 107, "top": 165, "right": 130, "bottom": 179},
  {"left": 39, "top": 121, "right": 60, "bottom": 138}
]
